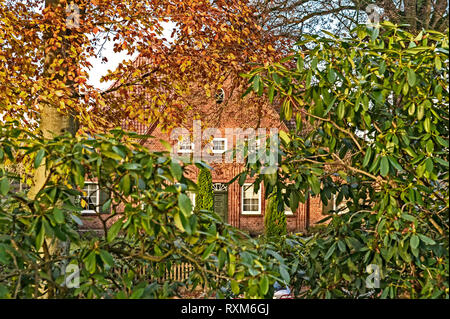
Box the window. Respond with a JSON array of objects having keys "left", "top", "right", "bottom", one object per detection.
[
  {"left": 80, "top": 183, "right": 100, "bottom": 214},
  {"left": 177, "top": 139, "right": 194, "bottom": 153},
  {"left": 215, "top": 88, "right": 225, "bottom": 104},
  {"left": 211, "top": 138, "right": 227, "bottom": 154},
  {"left": 241, "top": 184, "right": 261, "bottom": 215},
  {"left": 247, "top": 138, "right": 261, "bottom": 154}
]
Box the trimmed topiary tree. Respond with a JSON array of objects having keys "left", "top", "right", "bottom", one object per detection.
[
  {"left": 264, "top": 194, "right": 287, "bottom": 240},
  {"left": 195, "top": 167, "right": 214, "bottom": 212}
]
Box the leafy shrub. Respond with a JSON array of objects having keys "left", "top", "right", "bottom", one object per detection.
[
  {"left": 0, "top": 123, "right": 288, "bottom": 298},
  {"left": 240, "top": 24, "right": 449, "bottom": 298}
]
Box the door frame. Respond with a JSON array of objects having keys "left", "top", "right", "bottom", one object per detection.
[{"left": 212, "top": 183, "right": 228, "bottom": 223}]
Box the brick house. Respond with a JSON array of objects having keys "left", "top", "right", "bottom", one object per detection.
[
  {"left": 115, "top": 77, "right": 323, "bottom": 235},
  {"left": 80, "top": 64, "right": 324, "bottom": 235}
]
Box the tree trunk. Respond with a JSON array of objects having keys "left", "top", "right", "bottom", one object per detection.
[{"left": 29, "top": 0, "right": 78, "bottom": 298}]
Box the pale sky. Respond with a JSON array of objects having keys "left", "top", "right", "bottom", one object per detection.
[{"left": 86, "top": 21, "right": 176, "bottom": 91}]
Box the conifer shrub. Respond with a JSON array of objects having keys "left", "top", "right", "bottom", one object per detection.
[
  {"left": 264, "top": 194, "right": 287, "bottom": 239},
  {"left": 195, "top": 167, "right": 214, "bottom": 212}
]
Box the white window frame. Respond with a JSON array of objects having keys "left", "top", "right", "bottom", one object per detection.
[
  {"left": 211, "top": 138, "right": 227, "bottom": 154},
  {"left": 177, "top": 139, "right": 194, "bottom": 154},
  {"left": 80, "top": 182, "right": 100, "bottom": 214},
  {"left": 241, "top": 183, "right": 261, "bottom": 215}
]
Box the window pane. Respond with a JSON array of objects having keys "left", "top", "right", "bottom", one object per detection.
[
  {"left": 242, "top": 185, "right": 260, "bottom": 213},
  {"left": 212, "top": 139, "right": 226, "bottom": 152},
  {"left": 82, "top": 184, "right": 98, "bottom": 212}
]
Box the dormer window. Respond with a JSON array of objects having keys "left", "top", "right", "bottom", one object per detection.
[{"left": 215, "top": 88, "right": 225, "bottom": 104}]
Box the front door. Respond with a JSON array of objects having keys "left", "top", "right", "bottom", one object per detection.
[{"left": 213, "top": 183, "right": 228, "bottom": 223}]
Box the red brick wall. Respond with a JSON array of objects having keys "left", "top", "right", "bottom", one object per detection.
[{"left": 309, "top": 196, "right": 324, "bottom": 227}]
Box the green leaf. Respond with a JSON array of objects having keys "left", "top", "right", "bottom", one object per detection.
[
  {"left": 268, "top": 84, "right": 275, "bottom": 103},
  {"left": 170, "top": 162, "right": 182, "bottom": 180},
  {"left": 435, "top": 157, "right": 449, "bottom": 167},
  {"left": 230, "top": 280, "right": 240, "bottom": 295},
  {"left": 362, "top": 148, "right": 372, "bottom": 168},
  {"left": 423, "top": 117, "right": 431, "bottom": 133},
  {"left": 337, "top": 101, "right": 345, "bottom": 120},
  {"left": 424, "top": 157, "right": 433, "bottom": 173},
  {"left": 435, "top": 56, "right": 442, "bottom": 70},
  {"left": 259, "top": 274, "right": 269, "bottom": 295},
  {"left": 308, "top": 175, "right": 320, "bottom": 195},
  {"left": 279, "top": 130, "right": 291, "bottom": 145},
  {"left": 296, "top": 56, "right": 304, "bottom": 72},
  {"left": 388, "top": 156, "right": 403, "bottom": 171},
  {"left": 107, "top": 219, "right": 123, "bottom": 242},
  {"left": 120, "top": 174, "right": 131, "bottom": 196},
  {"left": 435, "top": 135, "right": 449, "bottom": 148},
  {"left": 218, "top": 249, "right": 226, "bottom": 269},
  {"left": 410, "top": 235, "right": 419, "bottom": 250},
  {"left": 103, "top": 151, "right": 123, "bottom": 161},
  {"left": 345, "top": 237, "right": 362, "bottom": 251},
  {"left": 201, "top": 242, "right": 215, "bottom": 260},
  {"left": 327, "top": 68, "right": 336, "bottom": 83},
  {"left": 408, "top": 103, "right": 416, "bottom": 116},
  {"left": 252, "top": 75, "right": 261, "bottom": 92},
  {"left": 380, "top": 156, "right": 389, "bottom": 177},
  {"left": 35, "top": 222, "right": 45, "bottom": 251},
  {"left": 407, "top": 68, "right": 416, "bottom": 87},
  {"left": 401, "top": 214, "right": 416, "bottom": 222},
  {"left": 102, "top": 199, "right": 112, "bottom": 212},
  {"left": 34, "top": 149, "right": 45, "bottom": 168},
  {"left": 173, "top": 212, "right": 185, "bottom": 232},
  {"left": 283, "top": 98, "right": 292, "bottom": 120},
  {"left": 99, "top": 250, "right": 114, "bottom": 267},
  {"left": 178, "top": 193, "right": 192, "bottom": 216},
  {"left": 311, "top": 57, "right": 318, "bottom": 70},
  {"left": 112, "top": 146, "right": 126, "bottom": 158},
  {"left": 84, "top": 251, "right": 97, "bottom": 274},
  {"left": 337, "top": 240, "right": 346, "bottom": 253},
  {"left": 417, "top": 102, "right": 425, "bottom": 120},
  {"left": 324, "top": 243, "right": 336, "bottom": 260},
  {"left": 418, "top": 234, "right": 436, "bottom": 245},
  {"left": 369, "top": 155, "right": 380, "bottom": 173},
  {"left": 306, "top": 70, "right": 312, "bottom": 88},
  {"left": 122, "top": 163, "right": 141, "bottom": 170},
  {"left": 0, "top": 178, "right": 10, "bottom": 196},
  {"left": 279, "top": 266, "right": 290, "bottom": 284},
  {"left": 53, "top": 209, "right": 65, "bottom": 224},
  {"left": 130, "top": 288, "right": 145, "bottom": 299}
]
